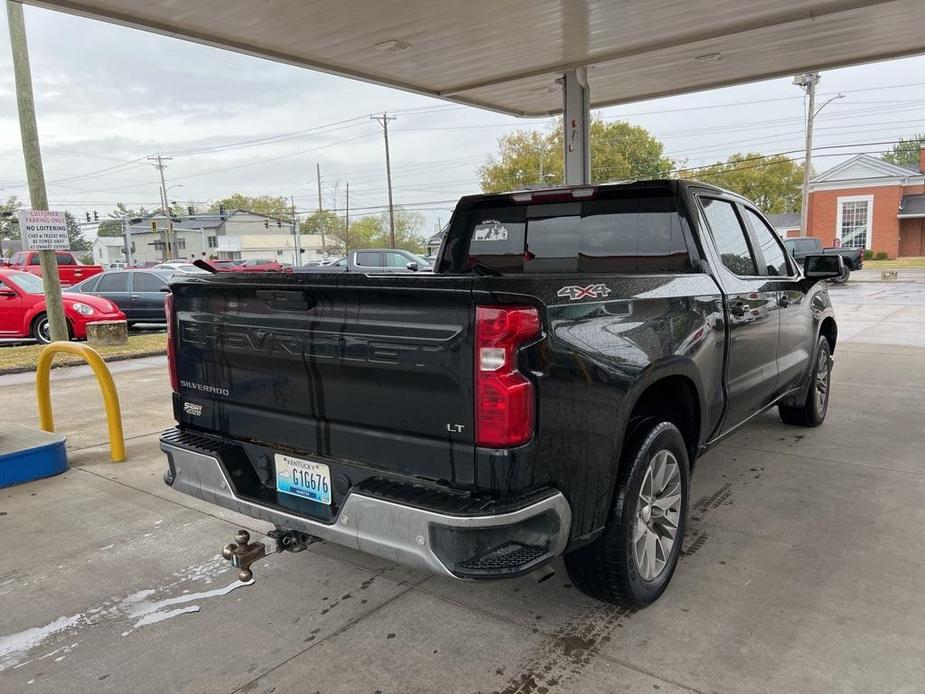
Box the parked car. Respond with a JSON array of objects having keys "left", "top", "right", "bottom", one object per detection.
[
  {"left": 160, "top": 180, "right": 841, "bottom": 607},
  {"left": 6, "top": 250, "right": 104, "bottom": 287},
  {"left": 297, "top": 248, "right": 433, "bottom": 273},
  {"left": 68, "top": 269, "right": 174, "bottom": 324},
  {"left": 151, "top": 262, "right": 210, "bottom": 275},
  {"left": 782, "top": 237, "right": 862, "bottom": 283},
  {"left": 207, "top": 260, "right": 242, "bottom": 272},
  {"left": 0, "top": 269, "right": 125, "bottom": 343},
  {"left": 234, "top": 258, "right": 290, "bottom": 272}
]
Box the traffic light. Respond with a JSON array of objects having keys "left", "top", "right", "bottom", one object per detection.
[
  {"left": 187, "top": 205, "right": 194, "bottom": 216},
  {"left": 93, "top": 211, "right": 99, "bottom": 221},
  {"left": 151, "top": 221, "right": 158, "bottom": 231},
  {"left": 277, "top": 219, "right": 282, "bottom": 228},
  {"left": 264, "top": 219, "right": 269, "bottom": 229},
  {"left": 218, "top": 204, "right": 226, "bottom": 220},
  {"left": 85, "top": 212, "right": 91, "bottom": 223}
]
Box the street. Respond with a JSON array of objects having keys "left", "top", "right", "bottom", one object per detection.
[{"left": 1, "top": 282, "right": 924, "bottom": 694}]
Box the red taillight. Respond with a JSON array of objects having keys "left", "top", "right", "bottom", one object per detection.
[
  {"left": 475, "top": 306, "right": 541, "bottom": 447},
  {"left": 165, "top": 293, "right": 178, "bottom": 393}
]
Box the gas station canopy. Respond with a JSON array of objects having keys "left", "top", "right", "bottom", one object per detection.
[{"left": 24, "top": 0, "right": 925, "bottom": 117}]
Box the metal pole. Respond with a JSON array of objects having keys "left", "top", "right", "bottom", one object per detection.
[
  {"left": 315, "top": 163, "right": 326, "bottom": 256},
  {"left": 149, "top": 154, "right": 175, "bottom": 258},
  {"left": 291, "top": 195, "right": 300, "bottom": 265},
  {"left": 372, "top": 113, "right": 397, "bottom": 248},
  {"left": 344, "top": 181, "right": 350, "bottom": 255},
  {"left": 797, "top": 72, "right": 819, "bottom": 239},
  {"left": 7, "top": 0, "right": 67, "bottom": 342}
]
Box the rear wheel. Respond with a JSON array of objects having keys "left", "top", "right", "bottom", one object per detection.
[
  {"left": 564, "top": 420, "right": 689, "bottom": 606},
  {"left": 829, "top": 266, "right": 850, "bottom": 284},
  {"left": 779, "top": 337, "right": 831, "bottom": 427}
]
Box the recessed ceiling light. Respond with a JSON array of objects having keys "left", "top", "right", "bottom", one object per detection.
[
  {"left": 375, "top": 39, "right": 411, "bottom": 53},
  {"left": 694, "top": 52, "right": 725, "bottom": 65}
]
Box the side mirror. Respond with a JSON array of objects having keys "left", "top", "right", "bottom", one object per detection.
[
  {"left": 803, "top": 254, "right": 844, "bottom": 279},
  {"left": 406, "top": 261, "right": 419, "bottom": 272}
]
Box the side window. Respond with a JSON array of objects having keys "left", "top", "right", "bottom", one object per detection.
[
  {"left": 79, "top": 276, "right": 101, "bottom": 292},
  {"left": 700, "top": 198, "right": 758, "bottom": 276},
  {"left": 132, "top": 272, "right": 167, "bottom": 292},
  {"left": 96, "top": 272, "right": 130, "bottom": 292},
  {"left": 56, "top": 253, "right": 76, "bottom": 265},
  {"left": 384, "top": 252, "right": 410, "bottom": 267},
  {"left": 742, "top": 208, "right": 790, "bottom": 276},
  {"left": 332, "top": 258, "right": 347, "bottom": 267},
  {"left": 10, "top": 253, "right": 24, "bottom": 265},
  {"left": 29, "top": 253, "right": 41, "bottom": 265},
  {"left": 355, "top": 252, "right": 380, "bottom": 267}
]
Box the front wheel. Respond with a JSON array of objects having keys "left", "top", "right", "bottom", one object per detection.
[
  {"left": 779, "top": 337, "right": 832, "bottom": 427},
  {"left": 564, "top": 420, "right": 690, "bottom": 606},
  {"left": 31, "top": 313, "right": 52, "bottom": 344}
]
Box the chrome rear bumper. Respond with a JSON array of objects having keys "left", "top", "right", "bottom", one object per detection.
[{"left": 160, "top": 436, "right": 571, "bottom": 578}]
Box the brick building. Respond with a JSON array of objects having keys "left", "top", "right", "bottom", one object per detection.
[{"left": 803, "top": 145, "right": 925, "bottom": 258}]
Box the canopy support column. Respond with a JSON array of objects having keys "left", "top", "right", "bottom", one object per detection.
[{"left": 561, "top": 67, "right": 590, "bottom": 186}]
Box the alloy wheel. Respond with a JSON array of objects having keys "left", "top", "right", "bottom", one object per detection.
[
  {"left": 815, "top": 349, "right": 830, "bottom": 414},
  {"left": 633, "top": 449, "right": 682, "bottom": 581}
]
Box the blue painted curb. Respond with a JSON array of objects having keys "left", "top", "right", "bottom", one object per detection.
[{"left": 0, "top": 424, "right": 68, "bottom": 488}]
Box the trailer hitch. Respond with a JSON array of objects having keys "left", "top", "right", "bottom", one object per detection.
[{"left": 222, "top": 528, "right": 319, "bottom": 582}]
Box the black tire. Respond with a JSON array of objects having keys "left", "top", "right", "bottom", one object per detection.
[
  {"left": 31, "top": 313, "right": 52, "bottom": 344},
  {"left": 829, "top": 267, "right": 850, "bottom": 284},
  {"left": 779, "top": 336, "right": 832, "bottom": 427},
  {"left": 564, "top": 420, "right": 690, "bottom": 607}
]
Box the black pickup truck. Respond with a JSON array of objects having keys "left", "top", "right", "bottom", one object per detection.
[
  {"left": 160, "top": 180, "right": 841, "bottom": 607},
  {"left": 783, "top": 237, "right": 862, "bottom": 283}
]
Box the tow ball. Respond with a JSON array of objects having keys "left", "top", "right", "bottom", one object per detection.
[{"left": 222, "top": 528, "right": 318, "bottom": 582}]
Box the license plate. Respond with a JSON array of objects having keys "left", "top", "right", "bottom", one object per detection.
[{"left": 275, "top": 454, "right": 331, "bottom": 505}]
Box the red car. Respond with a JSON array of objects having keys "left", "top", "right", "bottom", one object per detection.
[
  {"left": 0, "top": 269, "right": 125, "bottom": 343},
  {"left": 7, "top": 250, "right": 104, "bottom": 287},
  {"left": 234, "top": 258, "right": 291, "bottom": 272}
]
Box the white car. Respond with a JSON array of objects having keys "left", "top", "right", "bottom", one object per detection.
[{"left": 151, "top": 262, "right": 210, "bottom": 275}]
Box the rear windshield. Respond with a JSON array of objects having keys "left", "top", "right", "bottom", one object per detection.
[{"left": 462, "top": 191, "right": 693, "bottom": 274}]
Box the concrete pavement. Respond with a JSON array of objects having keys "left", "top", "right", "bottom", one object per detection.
[{"left": 1, "top": 282, "right": 923, "bottom": 693}]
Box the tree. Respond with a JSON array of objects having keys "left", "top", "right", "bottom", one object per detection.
[
  {"left": 211, "top": 193, "right": 290, "bottom": 218},
  {"left": 1, "top": 196, "right": 21, "bottom": 257},
  {"left": 683, "top": 153, "right": 803, "bottom": 214},
  {"left": 303, "top": 208, "right": 426, "bottom": 255},
  {"left": 97, "top": 202, "right": 151, "bottom": 237},
  {"left": 478, "top": 119, "right": 675, "bottom": 193},
  {"left": 882, "top": 134, "right": 924, "bottom": 169},
  {"left": 64, "top": 212, "right": 91, "bottom": 252},
  {"left": 301, "top": 210, "right": 344, "bottom": 253}
]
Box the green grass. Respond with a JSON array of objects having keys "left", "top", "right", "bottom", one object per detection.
[
  {"left": 0, "top": 332, "right": 166, "bottom": 374},
  {"left": 862, "top": 258, "right": 925, "bottom": 269}
]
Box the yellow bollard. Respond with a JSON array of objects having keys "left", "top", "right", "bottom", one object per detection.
[{"left": 35, "top": 342, "right": 126, "bottom": 463}]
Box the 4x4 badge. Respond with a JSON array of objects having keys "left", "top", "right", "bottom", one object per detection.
[{"left": 557, "top": 284, "right": 612, "bottom": 301}]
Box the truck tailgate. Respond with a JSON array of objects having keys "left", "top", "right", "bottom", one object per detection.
[{"left": 172, "top": 275, "right": 477, "bottom": 485}]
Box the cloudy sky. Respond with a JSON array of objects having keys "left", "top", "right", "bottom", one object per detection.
[{"left": 1, "top": 4, "right": 924, "bottom": 240}]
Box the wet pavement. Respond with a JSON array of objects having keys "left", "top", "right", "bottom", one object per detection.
[{"left": 1, "top": 282, "right": 923, "bottom": 693}]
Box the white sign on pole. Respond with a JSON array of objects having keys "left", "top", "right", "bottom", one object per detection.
[{"left": 17, "top": 209, "right": 69, "bottom": 251}]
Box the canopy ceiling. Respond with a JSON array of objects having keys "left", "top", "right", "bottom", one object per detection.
[{"left": 26, "top": 0, "right": 925, "bottom": 116}]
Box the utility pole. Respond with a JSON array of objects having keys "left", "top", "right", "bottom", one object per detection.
[
  {"left": 148, "top": 154, "right": 174, "bottom": 258},
  {"left": 795, "top": 72, "right": 819, "bottom": 239},
  {"left": 291, "top": 194, "right": 301, "bottom": 266},
  {"left": 371, "top": 113, "right": 397, "bottom": 248},
  {"left": 344, "top": 181, "right": 350, "bottom": 255},
  {"left": 315, "top": 162, "right": 326, "bottom": 256},
  {"left": 7, "top": 0, "right": 67, "bottom": 341}
]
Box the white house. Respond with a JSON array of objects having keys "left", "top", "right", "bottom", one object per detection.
[{"left": 92, "top": 237, "right": 127, "bottom": 266}]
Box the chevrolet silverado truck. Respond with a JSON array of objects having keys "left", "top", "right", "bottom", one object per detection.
[
  {"left": 7, "top": 250, "right": 104, "bottom": 287},
  {"left": 160, "top": 180, "right": 841, "bottom": 607},
  {"left": 783, "top": 237, "right": 862, "bottom": 284}
]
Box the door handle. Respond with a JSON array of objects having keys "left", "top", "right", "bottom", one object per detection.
[
  {"left": 130, "top": 294, "right": 139, "bottom": 299},
  {"left": 730, "top": 301, "right": 746, "bottom": 317},
  {"left": 778, "top": 294, "right": 791, "bottom": 307}
]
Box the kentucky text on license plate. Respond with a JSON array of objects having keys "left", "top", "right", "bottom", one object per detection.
[{"left": 275, "top": 454, "right": 331, "bottom": 505}]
